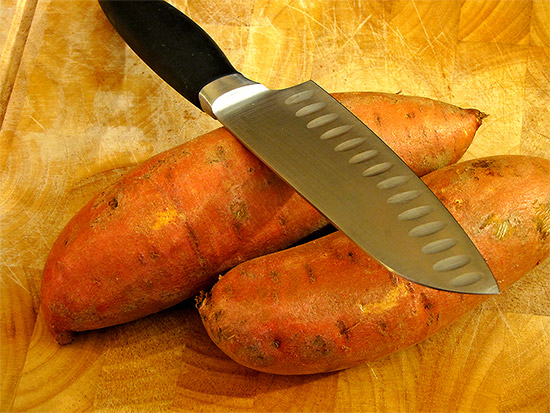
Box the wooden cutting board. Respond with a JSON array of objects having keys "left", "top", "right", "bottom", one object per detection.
[{"left": 1, "top": 0, "right": 549, "bottom": 411}]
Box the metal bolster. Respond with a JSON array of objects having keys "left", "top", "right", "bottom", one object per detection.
[{"left": 199, "top": 73, "right": 259, "bottom": 118}]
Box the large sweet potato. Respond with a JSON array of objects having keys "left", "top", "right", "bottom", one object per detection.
[
  {"left": 198, "top": 155, "right": 550, "bottom": 375},
  {"left": 40, "top": 92, "right": 484, "bottom": 344}
]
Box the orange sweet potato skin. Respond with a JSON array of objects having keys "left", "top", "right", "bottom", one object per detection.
[
  {"left": 40, "top": 92, "right": 483, "bottom": 344},
  {"left": 198, "top": 155, "right": 550, "bottom": 375}
]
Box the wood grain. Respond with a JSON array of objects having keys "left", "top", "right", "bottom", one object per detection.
[{"left": 1, "top": 0, "right": 549, "bottom": 411}]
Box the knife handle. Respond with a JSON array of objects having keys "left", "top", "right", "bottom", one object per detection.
[{"left": 98, "top": 0, "right": 238, "bottom": 110}]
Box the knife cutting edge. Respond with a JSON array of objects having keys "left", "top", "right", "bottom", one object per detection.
[{"left": 98, "top": 0, "right": 499, "bottom": 295}]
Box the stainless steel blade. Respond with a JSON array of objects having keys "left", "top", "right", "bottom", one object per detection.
[{"left": 201, "top": 75, "right": 499, "bottom": 295}]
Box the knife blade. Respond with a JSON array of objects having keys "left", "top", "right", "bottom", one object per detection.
[{"left": 98, "top": 0, "right": 499, "bottom": 295}]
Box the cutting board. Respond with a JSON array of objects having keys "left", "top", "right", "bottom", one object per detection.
[{"left": 1, "top": 0, "right": 549, "bottom": 411}]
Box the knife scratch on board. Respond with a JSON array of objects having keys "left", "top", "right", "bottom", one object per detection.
[
  {"left": 494, "top": 301, "right": 517, "bottom": 338},
  {"left": 463, "top": 306, "right": 484, "bottom": 356},
  {"left": 340, "top": 14, "right": 374, "bottom": 50},
  {"left": 410, "top": 0, "right": 436, "bottom": 57},
  {"left": 0, "top": 255, "right": 30, "bottom": 292},
  {"left": 29, "top": 115, "right": 46, "bottom": 131},
  {"left": 286, "top": 3, "right": 332, "bottom": 32},
  {"left": 96, "top": 383, "right": 125, "bottom": 409},
  {"left": 369, "top": 364, "right": 379, "bottom": 380}
]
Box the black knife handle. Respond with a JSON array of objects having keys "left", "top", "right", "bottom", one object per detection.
[{"left": 98, "top": 0, "right": 238, "bottom": 109}]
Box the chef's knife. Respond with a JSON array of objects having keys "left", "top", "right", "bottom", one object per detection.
[{"left": 98, "top": 0, "right": 499, "bottom": 295}]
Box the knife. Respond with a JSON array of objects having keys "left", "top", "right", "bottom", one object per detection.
[{"left": 98, "top": 0, "right": 499, "bottom": 295}]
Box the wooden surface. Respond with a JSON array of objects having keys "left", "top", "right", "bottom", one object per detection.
[{"left": 1, "top": 0, "right": 549, "bottom": 411}]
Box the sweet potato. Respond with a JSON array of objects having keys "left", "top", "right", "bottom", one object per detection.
[
  {"left": 198, "top": 155, "right": 550, "bottom": 375},
  {"left": 40, "top": 92, "right": 484, "bottom": 344},
  {"left": 332, "top": 92, "right": 485, "bottom": 176}
]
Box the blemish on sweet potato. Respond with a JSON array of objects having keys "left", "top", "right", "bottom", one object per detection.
[
  {"left": 230, "top": 200, "right": 248, "bottom": 222},
  {"left": 306, "top": 264, "right": 315, "bottom": 283},
  {"left": 208, "top": 145, "right": 226, "bottom": 164},
  {"left": 377, "top": 321, "right": 388, "bottom": 336},
  {"left": 479, "top": 214, "right": 516, "bottom": 240},
  {"left": 337, "top": 320, "right": 349, "bottom": 339},
  {"left": 471, "top": 159, "right": 494, "bottom": 169},
  {"left": 479, "top": 213, "right": 497, "bottom": 230},
  {"left": 149, "top": 250, "right": 159, "bottom": 259},
  {"left": 420, "top": 292, "right": 433, "bottom": 310},
  {"left": 311, "top": 335, "right": 330, "bottom": 357},
  {"left": 426, "top": 312, "right": 435, "bottom": 326},
  {"left": 152, "top": 208, "right": 181, "bottom": 230},
  {"left": 245, "top": 344, "right": 270, "bottom": 366},
  {"left": 108, "top": 198, "right": 118, "bottom": 209},
  {"left": 270, "top": 271, "right": 280, "bottom": 283},
  {"left": 138, "top": 252, "right": 146, "bottom": 265},
  {"left": 495, "top": 220, "right": 512, "bottom": 240},
  {"left": 534, "top": 203, "right": 550, "bottom": 241},
  {"left": 338, "top": 320, "right": 359, "bottom": 339}
]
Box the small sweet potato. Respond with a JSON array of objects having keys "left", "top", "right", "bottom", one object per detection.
[
  {"left": 40, "top": 92, "right": 484, "bottom": 344},
  {"left": 198, "top": 155, "right": 550, "bottom": 375},
  {"left": 332, "top": 92, "right": 486, "bottom": 176}
]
